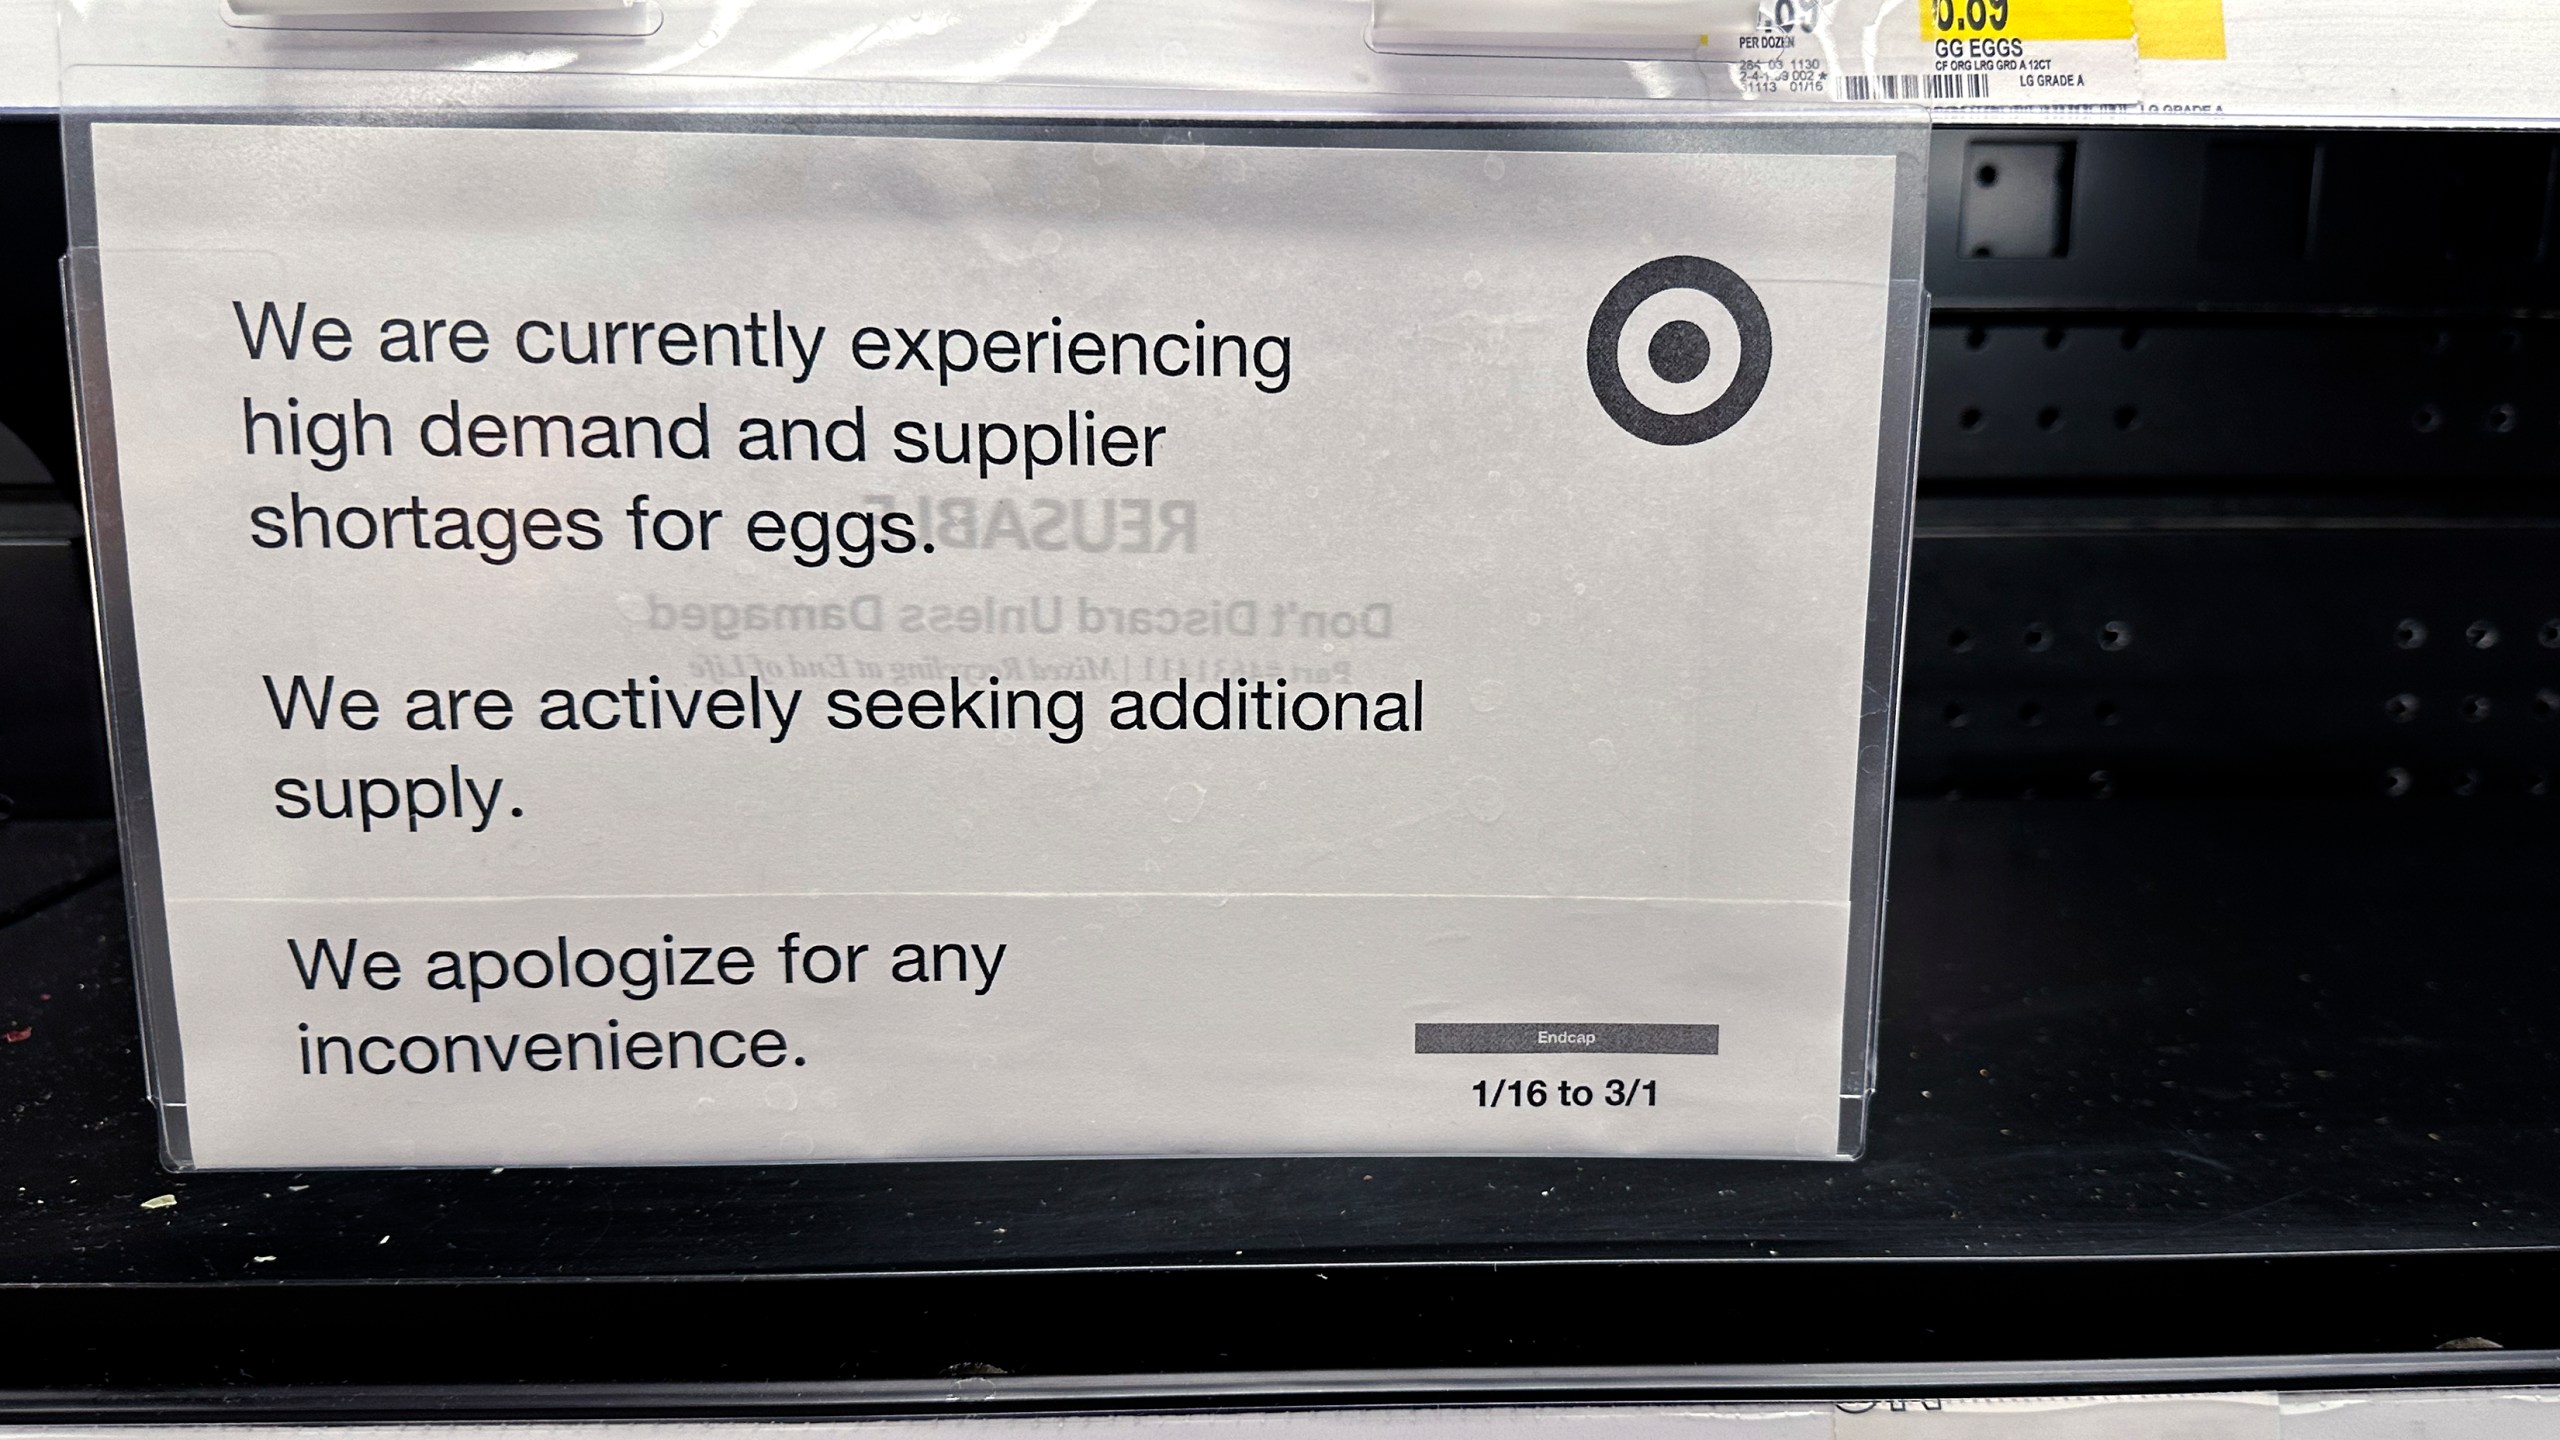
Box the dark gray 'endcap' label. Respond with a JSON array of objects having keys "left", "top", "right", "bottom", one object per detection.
[{"left": 1414, "top": 1023, "right": 1719, "bottom": 1055}]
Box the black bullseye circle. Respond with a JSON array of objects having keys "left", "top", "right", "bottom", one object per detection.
[
  {"left": 1586, "top": 255, "right": 1773, "bottom": 446},
  {"left": 1647, "top": 319, "right": 1712, "bottom": 384}
]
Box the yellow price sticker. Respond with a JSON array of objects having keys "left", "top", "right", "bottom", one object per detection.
[
  {"left": 1920, "top": 0, "right": 2224, "bottom": 57},
  {"left": 1922, "top": 0, "right": 2132, "bottom": 42},
  {"left": 2132, "top": 0, "right": 2226, "bottom": 58}
]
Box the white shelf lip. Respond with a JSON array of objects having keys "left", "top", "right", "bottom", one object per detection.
[{"left": 17, "top": 0, "right": 2560, "bottom": 122}]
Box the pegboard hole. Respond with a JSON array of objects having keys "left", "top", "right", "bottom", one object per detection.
[
  {"left": 2535, "top": 689, "right": 2560, "bottom": 720},
  {"left": 2461, "top": 695, "right": 2492, "bottom": 723},
  {"left": 2487, "top": 403, "right": 2521, "bottom": 435},
  {"left": 1943, "top": 702, "right": 1970, "bottom": 728},
  {"left": 2394, "top": 618, "right": 2429, "bottom": 650},
  {"left": 2018, "top": 701, "right": 2045, "bottom": 726},
  {"left": 1960, "top": 406, "right": 1986, "bottom": 432},
  {"left": 2384, "top": 693, "right": 2421, "bottom": 722},
  {"left": 2413, "top": 404, "right": 2445, "bottom": 434},
  {"left": 2467, "top": 620, "right": 2500, "bottom": 650},
  {"left": 2099, "top": 620, "right": 2134, "bottom": 650},
  {"left": 1965, "top": 325, "right": 1989, "bottom": 350},
  {"left": 2119, "top": 327, "right": 2144, "bottom": 351},
  {"left": 2089, "top": 770, "right": 2115, "bottom": 799},
  {"left": 2113, "top": 405, "right": 2141, "bottom": 431},
  {"left": 2452, "top": 769, "right": 2484, "bottom": 798},
  {"left": 2382, "top": 767, "right": 2414, "bottom": 798},
  {"left": 2093, "top": 700, "right": 2121, "bottom": 725},
  {"left": 2023, "top": 622, "right": 2055, "bottom": 651},
  {"left": 2042, "top": 327, "right": 2068, "bottom": 351},
  {"left": 1948, "top": 627, "right": 1975, "bottom": 652},
  {"left": 1975, "top": 163, "right": 2000, "bottom": 188},
  {"left": 2036, "top": 406, "right": 2063, "bottom": 431},
  {"left": 2539, "top": 619, "right": 2560, "bottom": 648}
]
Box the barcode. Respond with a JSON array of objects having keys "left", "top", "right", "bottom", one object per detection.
[{"left": 1841, "top": 72, "right": 1991, "bottom": 100}]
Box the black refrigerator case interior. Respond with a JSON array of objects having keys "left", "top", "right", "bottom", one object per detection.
[{"left": 3, "top": 119, "right": 2560, "bottom": 1394}]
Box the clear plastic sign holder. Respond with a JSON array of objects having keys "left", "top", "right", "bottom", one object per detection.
[{"left": 60, "top": 0, "right": 1924, "bottom": 1182}]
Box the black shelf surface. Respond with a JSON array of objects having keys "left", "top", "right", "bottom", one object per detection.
[{"left": 5, "top": 795, "right": 2554, "bottom": 1284}]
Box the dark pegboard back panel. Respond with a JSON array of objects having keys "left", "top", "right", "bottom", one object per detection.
[
  {"left": 1930, "top": 128, "right": 2560, "bottom": 314},
  {"left": 1919, "top": 124, "right": 2560, "bottom": 796},
  {"left": 1899, "top": 509, "right": 2560, "bottom": 801},
  {"left": 1922, "top": 317, "right": 2560, "bottom": 483}
]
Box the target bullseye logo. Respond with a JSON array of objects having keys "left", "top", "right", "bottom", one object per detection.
[{"left": 1586, "top": 255, "right": 1773, "bottom": 446}]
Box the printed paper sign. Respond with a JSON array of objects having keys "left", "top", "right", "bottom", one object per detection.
[{"left": 81, "top": 121, "right": 1907, "bottom": 1168}]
